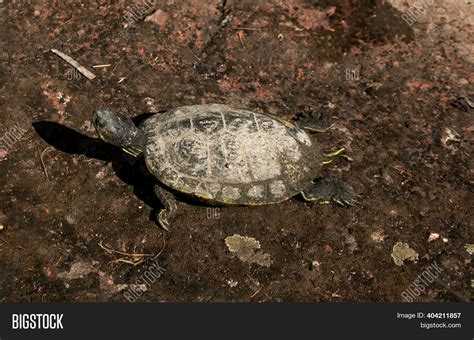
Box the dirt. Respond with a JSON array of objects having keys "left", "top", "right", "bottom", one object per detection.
[{"left": 0, "top": 0, "right": 472, "bottom": 302}]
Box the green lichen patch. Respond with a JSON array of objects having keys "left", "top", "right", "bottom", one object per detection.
[
  {"left": 464, "top": 244, "right": 474, "bottom": 255},
  {"left": 391, "top": 242, "right": 419, "bottom": 266},
  {"left": 225, "top": 234, "right": 271, "bottom": 267}
]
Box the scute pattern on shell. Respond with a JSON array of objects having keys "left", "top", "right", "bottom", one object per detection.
[{"left": 142, "top": 104, "right": 323, "bottom": 204}]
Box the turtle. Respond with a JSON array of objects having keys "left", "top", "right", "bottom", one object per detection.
[{"left": 92, "top": 104, "right": 358, "bottom": 231}]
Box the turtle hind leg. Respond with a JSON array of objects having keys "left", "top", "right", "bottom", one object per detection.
[
  {"left": 294, "top": 112, "right": 332, "bottom": 133},
  {"left": 153, "top": 185, "right": 177, "bottom": 232},
  {"left": 301, "top": 178, "right": 360, "bottom": 206}
]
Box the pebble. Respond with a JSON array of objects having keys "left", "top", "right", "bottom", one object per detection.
[
  {"left": 226, "top": 279, "right": 238, "bottom": 288},
  {"left": 370, "top": 230, "right": 387, "bottom": 243},
  {"left": 144, "top": 9, "right": 169, "bottom": 31},
  {"left": 465, "top": 244, "right": 474, "bottom": 255},
  {"left": 0, "top": 148, "right": 7, "bottom": 160},
  {"left": 95, "top": 168, "right": 107, "bottom": 180},
  {"left": 428, "top": 232, "right": 440, "bottom": 242}
]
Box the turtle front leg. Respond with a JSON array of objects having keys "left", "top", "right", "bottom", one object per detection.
[
  {"left": 153, "top": 185, "right": 177, "bottom": 232},
  {"left": 301, "top": 178, "right": 360, "bottom": 206}
]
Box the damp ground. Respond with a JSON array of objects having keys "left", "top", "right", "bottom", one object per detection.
[{"left": 0, "top": 0, "right": 472, "bottom": 301}]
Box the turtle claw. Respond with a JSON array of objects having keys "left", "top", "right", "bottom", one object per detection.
[
  {"left": 322, "top": 147, "right": 347, "bottom": 165},
  {"left": 157, "top": 210, "right": 171, "bottom": 232},
  {"left": 332, "top": 189, "right": 362, "bottom": 207},
  {"left": 302, "top": 178, "right": 360, "bottom": 207},
  {"left": 347, "top": 195, "right": 362, "bottom": 207},
  {"left": 154, "top": 185, "right": 177, "bottom": 232},
  {"left": 334, "top": 196, "right": 361, "bottom": 207},
  {"left": 324, "top": 147, "right": 345, "bottom": 158}
]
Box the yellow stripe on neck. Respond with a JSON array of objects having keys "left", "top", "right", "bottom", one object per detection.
[{"left": 122, "top": 147, "right": 142, "bottom": 157}]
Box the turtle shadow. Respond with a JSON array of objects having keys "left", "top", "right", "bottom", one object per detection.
[
  {"left": 32, "top": 120, "right": 158, "bottom": 208},
  {"left": 32, "top": 114, "right": 209, "bottom": 227},
  {"left": 32, "top": 121, "right": 122, "bottom": 162}
]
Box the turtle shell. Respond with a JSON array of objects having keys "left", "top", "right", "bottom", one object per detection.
[{"left": 141, "top": 104, "right": 323, "bottom": 204}]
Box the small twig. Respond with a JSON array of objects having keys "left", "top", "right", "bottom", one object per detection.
[
  {"left": 246, "top": 274, "right": 259, "bottom": 285},
  {"left": 53, "top": 255, "right": 63, "bottom": 266},
  {"left": 99, "top": 238, "right": 166, "bottom": 266},
  {"left": 234, "top": 27, "right": 263, "bottom": 31},
  {"left": 153, "top": 237, "right": 166, "bottom": 260},
  {"left": 118, "top": 77, "right": 127, "bottom": 84},
  {"left": 391, "top": 164, "right": 412, "bottom": 178},
  {"left": 38, "top": 147, "right": 54, "bottom": 180},
  {"left": 99, "top": 241, "right": 155, "bottom": 258},
  {"left": 187, "top": 48, "right": 201, "bottom": 62},
  {"left": 246, "top": 273, "right": 264, "bottom": 298},
  {"left": 58, "top": 13, "right": 74, "bottom": 27},
  {"left": 109, "top": 258, "right": 145, "bottom": 266},
  {"left": 250, "top": 285, "right": 263, "bottom": 298},
  {"left": 237, "top": 31, "right": 245, "bottom": 49},
  {"left": 93, "top": 64, "right": 111, "bottom": 68},
  {"left": 111, "top": 57, "right": 123, "bottom": 72},
  {"left": 50, "top": 49, "right": 96, "bottom": 80}
]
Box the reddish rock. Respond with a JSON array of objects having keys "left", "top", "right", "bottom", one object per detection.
[{"left": 145, "top": 9, "right": 169, "bottom": 31}]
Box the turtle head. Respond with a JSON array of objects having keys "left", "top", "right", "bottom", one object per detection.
[{"left": 92, "top": 109, "right": 143, "bottom": 157}]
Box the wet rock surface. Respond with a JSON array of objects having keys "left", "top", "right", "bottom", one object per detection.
[{"left": 0, "top": 0, "right": 472, "bottom": 301}]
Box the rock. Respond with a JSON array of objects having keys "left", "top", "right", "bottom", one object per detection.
[
  {"left": 0, "top": 148, "right": 7, "bottom": 160},
  {"left": 116, "top": 284, "right": 128, "bottom": 291},
  {"left": 95, "top": 167, "right": 107, "bottom": 180},
  {"left": 324, "top": 244, "right": 334, "bottom": 254},
  {"left": 297, "top": 8, "right": 335, "bottom": 31},
  {"left": 441, "top": 127, "right": 460, "bottom": 153},
  {"left": 226, "top": 279, "right": 238, "bottom": 288},
  {"left": 81, "top": 120, "right": 95, "bottom": 133},
  {"left": 145, "top": 9, "right": 168, "bottom": 31},
  {"left": 144, "top": 97, "right": 158, "bottom": 111},
  {"left": 344, "top": 235, "right": 359, "bottom": 253},
  {"left": 427, "top": 232, "right": 440, "bottom": 242},
  {"left": 65, "top": 214, "right": 75, "bottom": 225},
  {"left": 98, "top": 271, "right": 118, "bottom": 292},
  {"left": 370, "top": 230, "right": 387, "bottom": 243}
]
